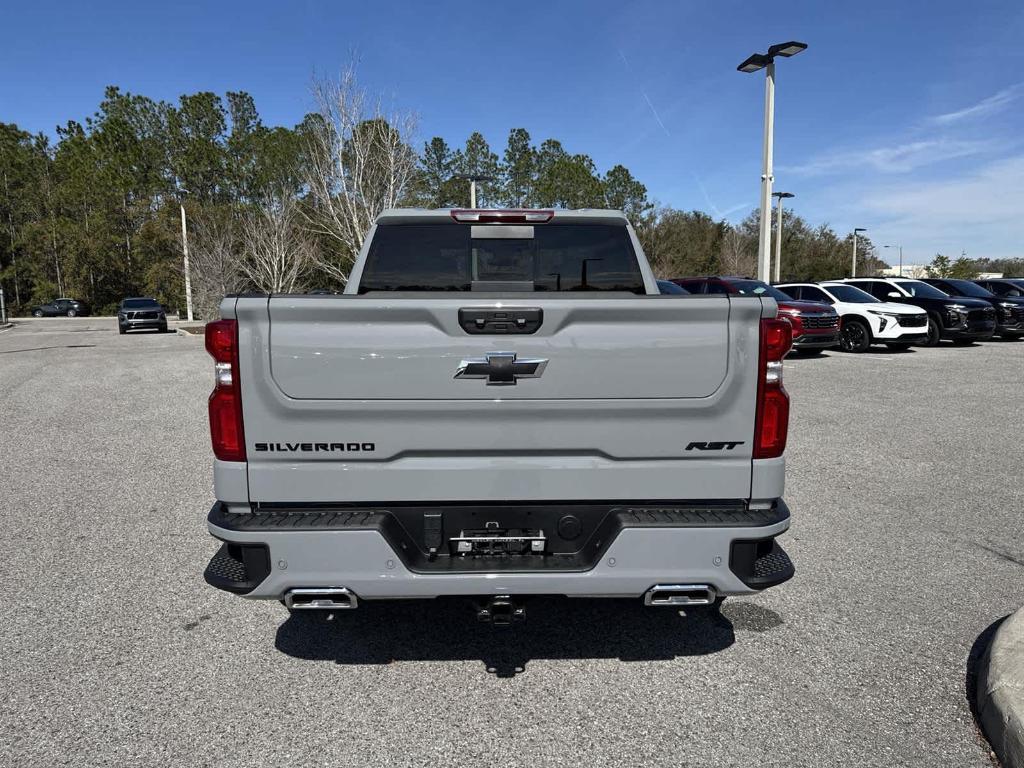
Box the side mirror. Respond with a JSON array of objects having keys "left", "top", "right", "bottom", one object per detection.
[{"left": 887, "top": 291, "right": 902, "bottom": 299}]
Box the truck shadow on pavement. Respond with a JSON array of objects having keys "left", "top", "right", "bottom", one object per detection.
[{"left": 274, "top": 597, "right": 782, "bottom": 677}]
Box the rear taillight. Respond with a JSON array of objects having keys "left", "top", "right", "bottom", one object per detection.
[
  {"left": 450, "top": 209, "right": 554, "bottom": 223},
  {"left": 754, "top": 318, "right": 792, "bottom": 459},
  {"left": 205, "top": 319, "right": 246, "bottom": 462}
]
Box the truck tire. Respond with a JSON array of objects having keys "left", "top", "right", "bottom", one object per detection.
[
  {"left": 923, "top": 315, "right": 942, "bottom": 347},
  {"left": 839, "top": 318, "right": 871, "bottom": 353}
]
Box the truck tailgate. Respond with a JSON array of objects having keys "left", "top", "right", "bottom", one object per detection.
[
  {"left": 235, "top": 295, "right": 766, "bottom": 502},
  {"left": 268, "top": 297, "right": 728, "bottom": 400}
]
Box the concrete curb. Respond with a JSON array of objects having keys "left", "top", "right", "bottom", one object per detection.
[{"left": 977, "top": 608, "right": 1024, "bottom": 767}]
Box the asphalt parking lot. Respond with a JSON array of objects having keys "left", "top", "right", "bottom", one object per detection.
[{"left": 1, "top": 317, "right": 1021, "bottom": 767}]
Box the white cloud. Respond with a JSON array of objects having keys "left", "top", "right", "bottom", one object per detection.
[
  {"left": 859, "top": 155, "right": 1024, "bottom": 258},
  {"left": 929, "top": 83, "right": 1023, "bottom": 125},
  {"left": 782, "top": 138, "right": 999, "bottom": 177}
]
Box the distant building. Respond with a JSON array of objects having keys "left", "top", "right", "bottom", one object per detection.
[{"left": 879, "top": 264, "right": 930, "bottom": 278}]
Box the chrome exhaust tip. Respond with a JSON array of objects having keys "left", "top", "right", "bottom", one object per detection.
[
  {"left": 284, "top": 587, "right": 358, "bottom": 610},
  {"left": 644, "top": 584, "right": 717, "bottom": 607}
]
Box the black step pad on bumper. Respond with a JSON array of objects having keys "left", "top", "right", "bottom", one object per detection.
[
  {"left": 729, "top": 538, "right": 795, "bottom": 589},
  {"left": 209, "top": 501, "right": 788, "bottom": 532},
  {"left": 203, "top": 542, "right": 271, "bottom": 594}
]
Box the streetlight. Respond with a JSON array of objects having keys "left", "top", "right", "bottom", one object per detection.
[
  {"left": 737, "top": 40, "right": 808, "bottom": 282},
  {"left": 851, "top": 227, "right": 867, "bottom": 277},
  {"left": 580, "top": 258, "right": 604, "bottom": 289},
  {"left": 884, "top": 244, "right": 903, "bottom": 277},
  {"left": 455, "top": 174, "right": 495, "bottom": 208},
  {"left": 771, "top": 191, "right": 794, "bottom": 282},
  {"left": 177, "top": 188, "right": 194, "bottom": 322}
]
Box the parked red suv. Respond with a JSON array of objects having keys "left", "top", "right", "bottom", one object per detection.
[{"left": 672, "top": 277, "right": 840, "bottom": 355}]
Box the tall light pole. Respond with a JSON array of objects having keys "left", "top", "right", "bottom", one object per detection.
[
  {"left": 884, "top": 244, "right": 903, "bottom": 277},
  {"left": 738, "top": 41, "right": 808, "bottom": 282},
  {"left": 455, "top": 174, "right": 495, "bottom": 208},
  {"left": 178, "top": 188, "right": 194, "bottom": 322},
  {"left": 772, "top": 191, "right": 794, "bottom": 282},
  {"left": 851, "top": 227, "right": 867, "bottom": 277}
]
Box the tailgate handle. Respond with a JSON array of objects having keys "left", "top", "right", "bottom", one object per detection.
[{"left": 459, "top": 308, "right": 543, "bottom": 335}]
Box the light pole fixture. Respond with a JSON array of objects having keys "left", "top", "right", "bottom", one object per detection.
[
  {"left": 454, "top": 174, "right": 496, "bottom": 209},
  {"left": 771, "top": 191, "right": 794, "bottom": 282},
  {"left": 852, "top": 227, "right": 867, "bottom": 277},
  {"left": 580, "top": 258, "right": 604, "bottom": 289},
  {"left": 177, "top": 187, "right": 194, "bottom": 322},
  {"left": 884, "top": 244, "right": 903, "bottom": 277},
  {"left": 737, "top": 41, "right": 808, "bottom": 282}
]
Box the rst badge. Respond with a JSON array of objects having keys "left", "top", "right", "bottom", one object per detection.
[
  {"left": 686, "top": 441, "right": 745, "bottom": 451},
  {"left": 454, "top": 352, "right": 548, "bottom": 386}
]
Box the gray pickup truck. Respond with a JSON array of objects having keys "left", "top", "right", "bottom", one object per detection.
[{"left": 202, "top": 208, "right": 795, "bottom": 623}]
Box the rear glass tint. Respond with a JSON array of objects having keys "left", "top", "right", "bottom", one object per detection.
[{"left": 359, "top": 223, "right": 644, "bottom": 293}]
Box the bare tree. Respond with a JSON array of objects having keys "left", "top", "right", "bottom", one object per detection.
[
  {"left": 188, "top": 207, "right": 245, "bottom": 320},
  {"left": 304, "top": 67, "right": 418, "bottom": 285},
  {"left": 720, "top": 224, "right": 756, "bottom": 277},
  {"left": 239, "top": 192, "right": 314, "bottom": 294}
]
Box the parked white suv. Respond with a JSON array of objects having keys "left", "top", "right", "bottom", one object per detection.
[{"left": 776, "top": 282, "right": 929, "bottom": 352}]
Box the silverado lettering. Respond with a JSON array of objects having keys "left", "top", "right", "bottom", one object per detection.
[{"left": 254, "top": 442, "right": 376, "bottom": 452}]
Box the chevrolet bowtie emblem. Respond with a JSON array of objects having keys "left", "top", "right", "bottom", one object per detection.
[{"left": 454, "top": 352, "right": 548, "bottom": 386}]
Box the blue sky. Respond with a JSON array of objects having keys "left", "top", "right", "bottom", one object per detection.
[{"left": 2, "top": 0, "right": 1023, "bottom": 261}]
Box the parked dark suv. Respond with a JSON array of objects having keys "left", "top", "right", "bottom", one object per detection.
[
  {"left": 922, "top": 278, "right": 1024, "bottom": 339},
  {"left": 843, "top": 278, "right": 995, "bottom": 345},
  {"left": 673, "top": 276, "right": 839, "bottom": 354},
  {"left": 118, "top": 297, "right": 168, "bottom": 334},
  {"left": 30, "top": 298, "right": 90, "bottom": 317},
  {"left": 974, "top": 278, "right": 1024, "bottom": 298}
]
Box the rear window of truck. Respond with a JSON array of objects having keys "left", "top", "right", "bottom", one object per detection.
[{"left": 358, "top": 223, "right": 645, "bottom": 293}]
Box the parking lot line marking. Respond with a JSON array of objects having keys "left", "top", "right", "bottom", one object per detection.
[{"left": 827, "top": 354, "right": 895, "bottom": 361}]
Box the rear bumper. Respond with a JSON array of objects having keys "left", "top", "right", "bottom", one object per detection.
[{"left": 204, "top": 499, "right": 794, "bottom": 600}]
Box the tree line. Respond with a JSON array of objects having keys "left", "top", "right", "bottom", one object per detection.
[{"left": 1, "top": 71, "right": 916, "bottom": 318}]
